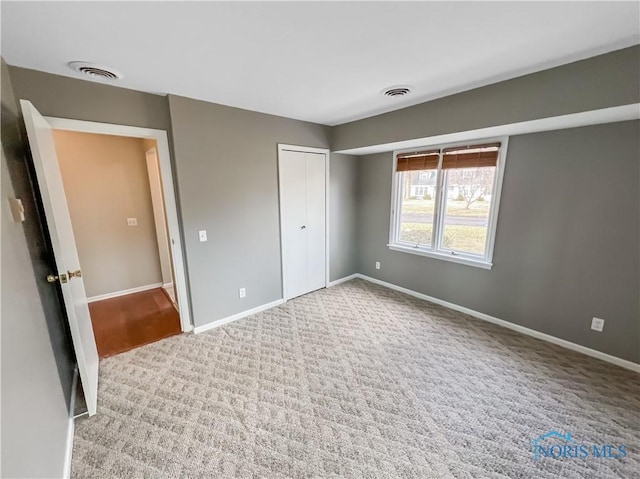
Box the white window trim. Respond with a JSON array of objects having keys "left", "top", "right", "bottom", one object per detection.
[{"left": 388, "top": 136, "right": 509, "bottom": 269}]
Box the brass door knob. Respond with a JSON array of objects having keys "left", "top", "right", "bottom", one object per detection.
[{"left": 47, "top": 273, "right": 68, "bottom": 284}]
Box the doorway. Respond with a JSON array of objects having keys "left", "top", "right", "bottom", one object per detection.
[
  {"left": 49, "top": 121, "right": 192, "bottom": 360},
  {"left": 21, "top": 101, "right": 191, "bottom": 415},
  {"left": 278, "top": 144, "right": 330, "bottom": 300},
  {"left": 51, "top": 129, "right": 183, "bottom": 357},
  {"left": 46, "top": 116, "right": 192, "bottom": 335}
]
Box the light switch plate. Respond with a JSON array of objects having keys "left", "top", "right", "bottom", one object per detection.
[
  {"left": 199, "top": 230, "right": 207, "bottom": 242},
  {"left": 127, "top": 218, "right": 138, "bottom": 226}
]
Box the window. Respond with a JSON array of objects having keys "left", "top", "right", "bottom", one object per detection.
[{"left": 389, "top": 138, "right": 507, "bottom": 269}]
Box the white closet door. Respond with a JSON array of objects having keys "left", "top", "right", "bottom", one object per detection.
[
  {"left": 305, "top": 152, "right": 326, "bottom": 293},
  {"left": 280, "top": 150, "right": 309, "bottom": 299},
  {"left": 279, "top": 148, "right": 326, "bottom": 300}
]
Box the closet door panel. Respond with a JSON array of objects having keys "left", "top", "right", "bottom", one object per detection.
[
  {"left": 280, "top": 150, "right": 308, "bottom": 299},
  {"left": 305, "top": 153, "right": 326, "bottom": 293}
]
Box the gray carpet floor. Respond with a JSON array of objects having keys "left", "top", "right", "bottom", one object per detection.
[{"left": 71, "top": 279, "right": 640, "bottom": 478}]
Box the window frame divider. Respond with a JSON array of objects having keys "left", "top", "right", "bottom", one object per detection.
[{"left": 433, "top": 152, "right": 445, "bottom": 251}]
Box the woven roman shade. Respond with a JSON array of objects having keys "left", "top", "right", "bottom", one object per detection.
[
  {"left": 441, "top": 142, "right": 500, "bottom": 170},
  {"left": 396, "top": 149, "right": 440, "bottom": 172}
]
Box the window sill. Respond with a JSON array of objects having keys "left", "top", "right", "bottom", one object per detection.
[{"left": 387, "top": 244, "right": 493, "bottom": 270}]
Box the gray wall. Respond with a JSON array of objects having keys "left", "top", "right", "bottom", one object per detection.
[
  {"left": 168, "top": 95, "right": 331, "bottom": 326},
  {"left": 9, "top": 66, "right": 172, "bottom": 130},
  {"left": 1, "top": 59, "right": 74, "bottom": 478},
  {"left": 330, "top": 153, "right": 359, "bottom": 281},
  {"left": 356, "top": 122, "right": 639, "bottom": 363},
  {"left": 333, "top": 46, "right": 640, "bottom": 151}
]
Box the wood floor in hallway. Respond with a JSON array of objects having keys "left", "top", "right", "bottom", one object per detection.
[{"left": 89, "top": 288, "right": 181, "bottom": 358}]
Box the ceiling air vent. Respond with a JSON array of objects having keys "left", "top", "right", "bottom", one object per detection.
[
  {"left": 382, "top": 86, "right": 411, "bottom": 98},
  {"left": 68, "top": 62, "right": 123, "bottom": 80}
]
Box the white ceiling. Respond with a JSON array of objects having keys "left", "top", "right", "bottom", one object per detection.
[{"left": 2, "top": 2, "right": 639, "bottom": 126}]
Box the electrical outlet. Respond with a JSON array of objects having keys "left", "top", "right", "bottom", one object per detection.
[
  {"left": 127, "top": 217, "right": 138, "bottom": 226},
  {"left": 375, "top": 261, "right": 381, "bottom": 270},
  {"left": 198, "top": 230, "right": 207, "bottom": 242},
  {"left": 239, "top": 288, "right": 246, "bottom": 299},
  {"left": 591, "top": 317, "right": 605, "bottom": 332}
]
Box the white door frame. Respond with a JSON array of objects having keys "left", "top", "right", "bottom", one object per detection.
[
  {"left": 45, "top": 116, "right": 193, "bottom": 332},
  {"left": 145, "top": 146, "right": 174, "bottom": 289},
  {"left": 277, "top": 143, "right": 330, "bottom": 301}
]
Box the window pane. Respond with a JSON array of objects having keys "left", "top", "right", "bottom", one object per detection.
[
  {"left": 441, "top": 166, "right": 495, "bottom": 255},
  {"left": 398, "top": 170, "right": 437, "bottom": 246}
]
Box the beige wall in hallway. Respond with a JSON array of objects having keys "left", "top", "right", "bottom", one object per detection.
[{"left": 53, "top": 130, "right": 162, "bottom": 298}]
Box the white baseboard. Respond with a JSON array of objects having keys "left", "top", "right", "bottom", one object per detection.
[
  {"left": 328, "top": 273, "right": 359, "bottom": 287},
  {"left": 87, "top": 283, "right": 163, "bottom": 303},
  {"left": 193, "top": 299, "right": 285, "bottom": 334},
  {"left": 62, "top": 368, "right": 79, "bottom": 479},
  {"left": 333, "top": 273, "right": 639, "bottom": 373},
  {"left": 162, "top": 282, "right": 174, "bottom": 289}
]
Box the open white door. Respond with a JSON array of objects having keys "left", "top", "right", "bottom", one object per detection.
[{"left": 20, "top": 100, "right": 99, "bottom": 416}]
